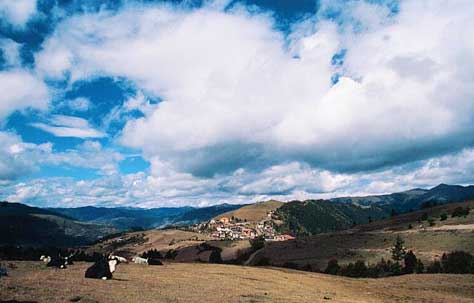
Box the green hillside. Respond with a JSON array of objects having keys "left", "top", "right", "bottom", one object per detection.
[{"left": 274, "top": 199, "right": 389, "bottom": 235}]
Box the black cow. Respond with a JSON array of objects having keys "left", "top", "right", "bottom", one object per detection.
[
  {"left": 147, "top": 258, "right": 163, "bottom": 265},
  {"left": 47, "top": 256, "right": 68, "bottom": 269},
  {"left": 85, "top": 256, "right": 119, "bottom": 280}
]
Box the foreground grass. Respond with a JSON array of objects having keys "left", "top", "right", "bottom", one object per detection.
[{"left": 1, "top": 262, "right": 474, "bottom": 303}]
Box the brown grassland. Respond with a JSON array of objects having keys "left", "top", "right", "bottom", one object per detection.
[
  {"left": 213, "top": 200, "right": 284, "bottom": 222},
  {"left": 1, "top": 261, "right": 474, "bottom": 303}
]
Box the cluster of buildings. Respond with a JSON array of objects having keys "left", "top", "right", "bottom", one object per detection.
[{"left": 193, "top": 211, "right": 295, "bottom": 242}]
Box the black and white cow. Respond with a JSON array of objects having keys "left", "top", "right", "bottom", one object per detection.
[
  {"left": 85, "top": 255, "right": 120, "bottom": 280},
  {"left": 45, "top": 252, "right": 75, "bottom": 269},
  {"left": 147, "top": 258, "right": 163, "bottom": 266}
]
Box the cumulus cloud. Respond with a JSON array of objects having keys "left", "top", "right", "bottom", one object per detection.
[
  {"left": 0, "top": 0, "right": 37, "bottom": 27},
  {"left": 33, "top": 0, "right": 474, "bottom": 181},
  {"left": 0, "top": 131, "right": 124, "bottom": 181},
  {"left": 60, "top": 97, "right": 91, "bottom": 112},
  {"left": 31, "top": 114, "right": 106, "bottom": 138},
  {"left": 0, "top": 70, "right": 49, "bottom": 121},
  {"left": 0, "top": 38, "right": 21, "bottom": 67}
]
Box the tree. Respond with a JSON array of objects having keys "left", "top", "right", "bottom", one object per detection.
[
  {"left": 415, "top": 259, "right": 424, "bottom": 273},
  {"left": 420, "top": 213, "right": 429, "bottom": 221},
  {"left": 440, "top": 213, "right": 448, "bottom": 221},
  {"left": 403, "top": 250, "right": 417, "bottom": 274},
  {"left": 428, "top": 218, "right": 435, "bottom": 227},
  {"left": 441, "top": 251, "right": 474, "bottom": 274},
  {"left": 391, "top": 235, "right": 406, "bottom": 263},
  {"left": 325, "top": 258, "right": 340, "bottom": 275}
]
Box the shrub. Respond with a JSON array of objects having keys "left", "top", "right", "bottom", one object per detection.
[
  {"left": 440, "top": 213, "right": 448, "bottom": 221},
  {"left": 441, "top": 251, "right": 474, "bottom": 274},
  {"left": 426, "top": 260, "right": 442, "bottom": 273},
  {"left": 250, "top": 235, "right": 265, "bottom": 251},
  {"left": 325, "top": 258, "right": 340, "bottom": 275},
  {"left": 404, "top": 251, "right": 417, "bottom": 274},
  {"left": 408, "top": 224, "right": 413, "bottom": 229},
  {"left": 452, "top": 207, "right": 470, "bottom": 218},
  {"left": 415, "top": 259, "right": 424, "bottom": 274},
  {"left": 209, "top": 249, "right": 222, "bottom": 264},
  {"left": 391, "top": 235, "right": 406, "bottom": 263},
  {"left": 141, "top": 249, "right": 162, "bottom": 259},
  {"left": 428, "top": 218, "right": 435, "bottom": 227},
  {"left": 420, "top": 213, "right": 429, "bottom": 221}
]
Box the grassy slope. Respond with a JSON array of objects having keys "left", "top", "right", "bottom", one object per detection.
[
  {"left": 87, "top": 229, "right": 212, "bottom": 257},
  {"left": 275, "top": 199, "right": 389, "bottom": 235},
  {"left": 214, "top": 200, "right": 284, "bottom": 222},
  {"left": 1, "top": 261, "right": 474, "bottom": 303},
  {"left": 260, "top": 200, "right": 474, "bottom": 268}
]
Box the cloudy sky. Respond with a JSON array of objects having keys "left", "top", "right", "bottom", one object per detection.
[{"left": 0, "top": 0, "right": 473, "bottom": 208}]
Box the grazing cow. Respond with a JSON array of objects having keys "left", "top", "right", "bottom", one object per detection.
[
  {"left": 110, "top": 255, "right": 128, "bottom": 263},
  {"left": 85, "top": 256, "right": 120, "bottom": 280},
  {"left": 132, "top": 256, "right": 148, "bottom": 265},
  {"left": 40, "top": 255, "right": 51, "bottom": 264},
  {"left": 47, "top": 256, "right": 68, "bottom": 269},
  {"left": 147, "top": 258, "right": 163, "bottom": 266}
]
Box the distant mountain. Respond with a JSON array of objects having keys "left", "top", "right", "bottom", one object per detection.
[
  {"left": 49, "top": 203, "right": 244, "bottom": 230},
  {"left": 275, "top": 184, "right": 474, "bottom": 235},
  {"left": 274, "top": 199, "right": 388, "bottom": 235},
  {"left": 49, "top": 206, "right": 193, "bottom": 230},
  {"left": 0, "top": 202, "right": 116, "bottom": 247},
  {"left": 331, "top": 184, "right": 474, "bottom": 212},
  {"left": 171, "top": 204, "right": 244, "bottom": 225}
]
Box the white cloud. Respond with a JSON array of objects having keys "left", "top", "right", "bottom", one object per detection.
[
  {"left": 34, "top": 0, "right": 474, "bottom": 180},
  {"left": 0, "top": 70, "right": 49, "bottom": 121},
  {"left": 0, "top": 131, "right": 124, "bottom": 181},
  {"left": 0, "top": 38, "right": 21, "bottom": 67},
  {"left": 31, "top": 114, "right": 106, "bottom": 138},
  {"left": 60, "top": 97, "right": 91, "bottom": 112},
  {"left": 0, "top": 0, "right": 37, "bottom": 27}
]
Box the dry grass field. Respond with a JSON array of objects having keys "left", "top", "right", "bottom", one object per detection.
[
  {"left": 1, "top": 261, "right": 474, "bottom": 303},
  {"left": 214, "top": 200, "right": 284, "bottom": 222},
  {"left": 260, "top": 201, "right": 474, "bottom": 268},
  {"left": 88, "top": 229, "right": 211, "bottom": 257}
]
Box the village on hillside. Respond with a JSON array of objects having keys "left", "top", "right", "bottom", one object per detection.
[{"left": 190, "top": 210, "right": 295, "bottom": 241}]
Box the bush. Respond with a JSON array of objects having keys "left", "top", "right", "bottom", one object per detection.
[
  {"left": 452, "top": 207, "right": 470, "bottom": 218},
  {"left": 440, "top": 213, "right": 448, "bottom": 221},
  {"left": 391, "top": 235, "right": 406, "bottom": 263},
  {"left": 428, "top": 218, "right": 435, "bottom": 227},
  {"left": 404, "top": 251, "right": 417, "bottom": 274},
  {"left": 427, "top": 260, "right": 442, "bottom": 273},
  {"left": 420, "top": 213, "right": 429, "bottom": 221},
  {"left": 441, "top": 251, "right": 474, "bottom": 274},
  {"left": 415, "top": 259, "right": 424, "bottom": 273},
  {"left": 141, "top": 249, "right": 162, "bottom": 259},
  {"left": 250, "top": 235, "right": 265, "bottom": 251},
  {"left": 325, "top": 258, "right": 340, "bottom": 275}
]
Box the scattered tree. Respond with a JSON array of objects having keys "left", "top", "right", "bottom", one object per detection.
[
  {"left": 403, "top": 251, "right": 417, "bottom": 274},
  {"left": 325, "top": 258, "right": 340, "bottom": 275},
  {"left": 391, "top": 235, "right": 406, "bottom": 263}
]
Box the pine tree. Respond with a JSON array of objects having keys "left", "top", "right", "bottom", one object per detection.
[{"left": 391, "top": 235, "right": 406, "bottom": 263}]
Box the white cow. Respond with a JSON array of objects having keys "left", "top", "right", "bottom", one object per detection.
[
  {"left": 40, "top": 255, "right": 51, "bottom": 264},
  {"left": 132, "top": 256, "right": 148, "bottom": 264},
  {"left": 110, "top": 255, "right": 128, "bottom": 263}
]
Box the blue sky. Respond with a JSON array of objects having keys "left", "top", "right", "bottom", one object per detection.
[{"left": 1, "top": 0, "right": 474, "bottom": 208}]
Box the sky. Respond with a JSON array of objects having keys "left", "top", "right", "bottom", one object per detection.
[{"left": 0, "top": 0, "right": 473, "bottom": 208}]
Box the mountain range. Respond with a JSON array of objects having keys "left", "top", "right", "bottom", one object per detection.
[{"left": 2, "top": 183, "right": 474, "bottom": 246}]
